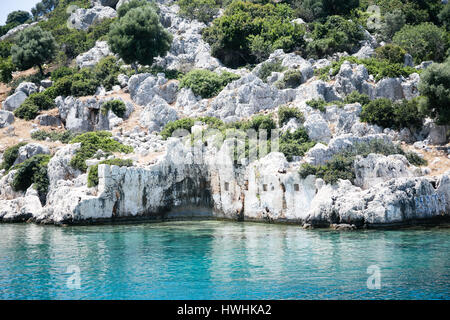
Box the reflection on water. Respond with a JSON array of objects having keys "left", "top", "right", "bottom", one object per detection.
[{"left": 0, "top": 221, "right": 449, "bottom": 299}]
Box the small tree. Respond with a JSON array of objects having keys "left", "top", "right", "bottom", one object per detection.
[
  {"left": 418, "top": 59, "right": 450, "bottom": 125},
  {"left": 108, "top": 5, "right": 172, "bottom": 73},
  {"left": 11, "top": 26, "right": 57, "bottom": 75},
  {"left": 6, "top": 10, "right": 31, "bottom": 25}
]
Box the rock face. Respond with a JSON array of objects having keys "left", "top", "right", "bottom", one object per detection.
[
  {"left": 206, "top": 73, "right": 295, "bottom": 121},
  {"left": 0, "top": 22, "right": 38, "bottom": 41},
  {"left": 0, "top": 194, "right": 42, "bottom": 222},
  {"left": 0, "top": 111, "right": 14, "bottom": 128},
  {"left": 155, "top": 5, "right": 222, "bottom": 71},
  {"left": 69, "top": 6, "right": 117, "bottom": 31},
  {"left": 76, "top": 41, "right": 112, "bottom": 68},
  {"left": 2, "top": 91, "right": 28, "bottom": 111},
  {"left": 354, "top": 153, "right": 417, "bottom": 189},
  {"left": 56, "top": 96, "right": 133, "bottom": 132},
  {"left": 24, "top": 137, "right": 449, "bottom": 227}
]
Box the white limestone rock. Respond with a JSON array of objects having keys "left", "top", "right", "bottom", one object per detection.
[
  {"left": 207, "top": 73, "right": 295, "bottom": 121},
  {"left": 128, "top": 73, "right": 179, "bottom": 106},
  {"left": 15, "top": 82, "right": 38, "bottom": 96},
  {"left": 76, "top": 41, "right": 113, "bottom": 68},
  {"left": 140, "top": 96, "right": 178, "bottom": 133},
  {"left": 303, "top": 113, "right": 332, "bottom": 143},
  {"left": 304, "top": 133, "right": 392, "bottom": 165},
  {"left": 47, "top": 144, "right": 82, "bottom": 189},
  {"left": 0, "top": 111, "right": 15, "bottom": 128},
  {"left": 2, "top": 91, "right": 27, "bottom": 111},
  {"left": 0, "top": 22, "right": 38, "bottom": 41},
  {"left": 13, "top": 143, "right": 50, "bottom": 166},
  {"left": 69, "top": 6, "right": 117, "bottom": 31},
  {"left": 354, "top": 153, "right": 416, "bottom": 189}
]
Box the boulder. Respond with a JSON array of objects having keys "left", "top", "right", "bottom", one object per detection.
[
  {"left": 140, "top": 96, "right": 178, "bottom": 133},
  {"left": 76, "top": 41, "right": 112, "bottom": 69},
  {"left": 129, "top": 73, "right": 179, "bottom": 106},
  {"left": 333, "top": 61, "right": 370, "bottom": 97},
  {"left": 36, "top": 114, "right": 62, "bottom": 127},
  {"left": 370, "top": 77, "right": 405, "bottom": 101},
  {"left": 15, "top": 82, "right": 38, "bottom": 96},
  {"left": 69, "top": 6, "right": 117, "bottom": 31},
  {"left": 117, "top": 74, "right": 129, "bottom": 88},
  {"left": 404, "top": 54, "right": 414, "bottom": 67},
  {"left": 2, "top": 91, "right": 27, "bottom": 111},
  {"left": 303, "top": 113, "right": 332, "bottom": 143},
  {"left": 40, "top": 80, "right": 53, "bottom": 89},
  {"left": 0, "top": 111, "right": 14, "bottom": 128},
  {"left": 13, "top": 143, "right": 50, "bottom": 166},
  {"left": 0, "top": 195, "right": 42, "bottom": 222}
]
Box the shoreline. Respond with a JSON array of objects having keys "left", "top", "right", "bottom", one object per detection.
[{"left": 2, "top": 211, "right": 449, "bottom": 230}]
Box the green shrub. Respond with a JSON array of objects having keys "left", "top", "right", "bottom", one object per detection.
[
  {"left": 393, "top": 22, "right": 449, "bottom": 63},
  {"left": 203, "top": 1, "right": 306, "bottom": 67},
  {"left": 14, "top": 101, "right": 40, "bottom": 120},
  {"left": 160, "top": 118, "right": 196, "bottom": 139},
  {"left": 87, "top": 158, "right": 133, "bottom": 187},
  {"left": 101, "top": 100, "right": 127, "bottom": 118},
  {"left": 160, "top": 116, "right": 226, "bottom": 140},
  {"left": 306, "top": 99, "right": 326, "bottom": 112},
  {"left": 11, "top": 154, "right": 51, "bottom": 200},
  {"left": 69, "top": 131, "right": 133, "bottom": 172},
  {"left": 0, "top": 142, "right": 27, "bottom": 171},
  {"left": 0, "top": 41, "right": 12, "bottom": 59},
  {"left": 275, "top": 70, "right": 303, "bottom": 89},
  {"left": 25, "top": 92, "right": 56, "bottom": 111},
  {"left": 306, "top": 15, "right": 365, "bottom": 59},
  {"left": 178, "top": 0, "right": 219, "bottom": 24},
  {"left": 343, "top": 91, "right": 371, "bottom": 106},
  {"left": 375, "top": 44, "right": 407, "bottom": 64},
  {"left": 92, "top": 56, "right": 121, "bottom": 90},
  {"left": 45, "top": 76, "right": 72, "bottom": 99},
  {"left": 70, "top": 78, "right": 99, "bottom": 97},
  {"left": 258, "top": 59, "right": 286, "bottom": 82},
  {"left": 279, "top": 128, "right": 316, "bottom": 161},
  {"left": 315, "top": 56, "right": 417, "bottom": 82},
  {"left": 418, "top": 59, "right": 450, "bottom": 125},
  {"left": 278, "top": 106, "right": 304, "bottom": 126},
  {"left": 117, "top": 0, "right": 155, "bottom": 18},
  {"left": 0, "top": 57, "right": 14, "bottom": 83},
  {"left": 180, "top": 69, "right": 240, "bottom": 98},
  {"left": 360, "top": 98, "right": 423, "bottom": 129},
  {"left": 439, "top": 3, "right": 450, "bottom": 30},
  {"left": 51, "top": 66, "right": 75, "bottom": 81},
  {"left": 31, "top": 130, "right": 79, "bottom": 144},
  {"left": 379, "top": 9, "right": 406, "bottom": 41}
]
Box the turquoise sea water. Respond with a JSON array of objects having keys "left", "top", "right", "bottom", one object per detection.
[{"left": 0, "top": 221, "right": 449, "bottom": 300}]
